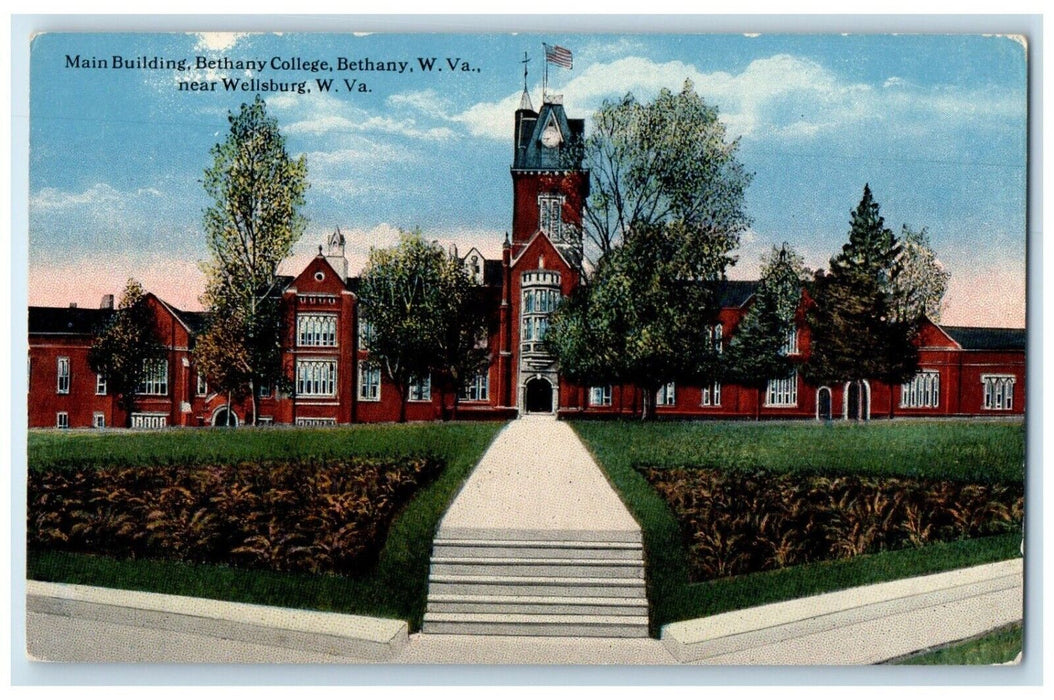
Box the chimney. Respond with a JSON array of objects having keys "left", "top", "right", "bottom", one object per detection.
[
  {"left": 69, "top": 302, "right": 77, "bottom": 309},
  {"left": 100, "top": 294, "right": 114, "bottom": 309}
]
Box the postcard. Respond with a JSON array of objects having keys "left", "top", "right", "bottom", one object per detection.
[{"left": 22, "top": 27, "right": 1028, "bottom": 673}]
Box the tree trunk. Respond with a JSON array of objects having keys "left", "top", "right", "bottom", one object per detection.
[
  {"left": 756, "top": 385, "right": 762, "bottom": 421},
  {"left": 398, "top": 384, "right": 408, "bottom": 423},
  {"left": 641, "top": 388, "right": 655, "bottom": 421},
  {"left": 227, "top": 390, "right": 233, "bottom": 426},
  {"left": 249, "top": 378, "right": 258, "bottom": 426},
  {"left": 888, "top": 378, "right": 896, "bottom": 420}
]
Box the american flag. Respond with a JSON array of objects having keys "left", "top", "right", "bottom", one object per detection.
[{"left": 544, "top": 44, "right": 573, "bottom": 70}]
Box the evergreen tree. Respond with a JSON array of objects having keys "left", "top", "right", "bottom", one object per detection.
[
  {"left": 805, "top": 185, "right": 919, "bottom": 418},
  {"left": 88, "top": 279, "right": 164, "bottom": 427},
  {"left": 199, "top": 95, "right": 307, "bottom": 425},
  {"left": 726, "top": 245, "right": 810, "bottom": 420}
]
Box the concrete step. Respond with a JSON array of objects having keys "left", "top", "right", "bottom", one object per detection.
[
  {"left": 422, "top": 612, "right": 650, "bottom": 638},
  {"left": 432, "top": 539, "right": 643, "bottom": 560},
  {"left": 426, "top": 593, "right": 648, "bottom": 617},
  {"left": 428, "top": 575, "right": 646, "bottom": 599},
  {"left": 430, "top": 557, "right": 644, "bottom": 579}
]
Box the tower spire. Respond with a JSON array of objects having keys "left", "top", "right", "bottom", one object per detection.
[{"left": 518, "top": 51, "right": 533, "bottom": 111}]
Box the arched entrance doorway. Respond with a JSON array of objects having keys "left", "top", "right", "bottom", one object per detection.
[
  {"left": 843, "top": 380, "right": 871, "bottom": 421},
  {"left": 816, "top": 386, "right": 832, "bottom": 421},
  {"left": 211, "top": 406, "right": 239, "bottom": 427},
  {"left": 524, "top": 377, "right": 554, "bottom": 414}
]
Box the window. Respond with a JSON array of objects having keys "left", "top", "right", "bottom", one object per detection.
[
  {"left": 95, "top": 373, "right": 107, "bottom": 395},
  {"left": 131, "top": 413, "right": 167, "bottom": 429},
  {"left": 901, "top": 371, "right": 940, "bottom": 408},
  {"left": 589, "top": 385, "right": 612, "bottom": 407},
  {"left": 523, "top": 288, "right": 560, "bottom": 315},
  {"left": 57, "top": 357, "right": 70, "bottom": 394},
  {"left": 56, "top": 412, "right": 69, "bottom": 429},
  {"left": 461, "top": 372, "right": 489, "bottom": 402},
  {"left": 539, "top": 194, "right": 564, "bottom": 237},
  {"left": 138, "top": 359, "right": 169, "bottom": 395},
  {"left": 297, "top": 359, "right": 337, "bottom": 397},
  {"left": 766, "top": 371, "right": 798, "bottom": 407},
  {"left": 358, "top": 363, "right": 381, "bottom": 401},
  {"left": 708, "top": 324, "right": 723, "bottom": 354},
  {"left": 656, "top": 382, "right": 676, "bottom": 407},
  {"left": 409, "top": 375, "right": 432, "bottom": 402},
  {"left": 297, "top": 314, "right": 337, "bottom": 347},
  {"left": 92, "top": 412, "right": 105, "bottom": 428},
  {"left": 522, "top": 315, "right": 551, "bottom": 342},
  {"left": 982, "top": 375, "right": 1015, "bottom": 411},
  {"left": 259, "top": 382, "right": 271, "bottom": 398},
  {"left": 358, "top": 318, "right": 375, "bottom": 350},
  {"left": 296, "top": 417, "right": 336, "bottom": 426},
  {"left": 701, "top": 381, "right": 722, "bottom": 407},
  {"left": 781, "top": 328, "right": 799, "bottom": 356},
  {"left": 257, "top": 416, "right": 274, "bottom": 425},
  {"left": 196, "top": 372, "right": 208, "bottom": 397}
]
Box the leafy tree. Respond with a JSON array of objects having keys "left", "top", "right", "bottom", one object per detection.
[
  {"left": 199, "top": 95, "right": 307, "bottom": 424},
  {"left": 726, "top": 245, "right": 811, "bottom": 420},
  {"left": 547, "top": 220, "right": 733, "bottom": 420},
  {"left": 433, "top": 252, "right": 491, "bottom": 421},
  {"left": 576, "top": 80, "right": 753, "bottom": 262},
  {"left": 193, "top": 310, "right": 253, "bottom": 426},
  {"left": 359, "top": 231, "right": 485, "bottom": 423},
  {"left": 88, "top": 279, "right": 164, "bottom": 427},
  {"left": 891, "top": 224, "right": 950, "bottom": 323},
  {"left": 805, "top": 185, "right": 919, "bottom": 418}
]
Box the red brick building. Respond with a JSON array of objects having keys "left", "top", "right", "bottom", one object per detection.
[{"left": 27, "top": 93, "right": 1025, "bottom": 428}]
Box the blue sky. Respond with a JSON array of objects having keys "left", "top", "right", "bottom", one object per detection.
[{"left": 28, "top": 31, "right": 1027, "bottom": 326}]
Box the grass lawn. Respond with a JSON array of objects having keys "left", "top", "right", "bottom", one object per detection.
[
  {"left": 894, "top": 622, "right": 1022, "bottom": 665},
  {"left": 573, "top": 419, "right": 1025, "bottom": 636},
  {"left": 27, "top": 422, "right": 504, "bottom": 631}
]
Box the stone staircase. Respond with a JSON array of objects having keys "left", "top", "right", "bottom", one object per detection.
[{"left": 422, "top": 536, "right": 649, "bottom": 637}]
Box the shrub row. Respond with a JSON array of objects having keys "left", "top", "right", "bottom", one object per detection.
[
  {"left": 640, "top": 467, "right": 1023, "bottom": 581},
  {"left": 28, "top": 457, "right": 443, "bottom": 576}
]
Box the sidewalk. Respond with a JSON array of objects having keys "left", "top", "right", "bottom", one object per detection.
[
  {"left": 433, "top": 415, "right": 641, "bottom": 542},
  {"left": 25, "top": 558, "right": 1022, "bottom": 664}
]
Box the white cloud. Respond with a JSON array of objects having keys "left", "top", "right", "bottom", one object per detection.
[
  {"left": 31, "top": 183, "right": 122, "bottom": 209},
  {"left": 274, "top": 91, "right": 455, "bottom": 141},
  {"left": 452, "top": 53, "right": 1023, "bottom": 144},
  {"left": 193, "top": 32, "right": 249, "bottom": 52}
]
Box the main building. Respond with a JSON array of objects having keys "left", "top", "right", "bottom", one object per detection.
[{"left": 27, "top": 91, "right": 1025, "bottom": 428}]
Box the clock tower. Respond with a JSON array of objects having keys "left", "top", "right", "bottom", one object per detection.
[{"left": 500, "top": 89, "right": 590, "bottom": 415}]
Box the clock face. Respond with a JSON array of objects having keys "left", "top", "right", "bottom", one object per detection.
[{"left": 541, "top": 124, "right": 562, "bottom": 148}]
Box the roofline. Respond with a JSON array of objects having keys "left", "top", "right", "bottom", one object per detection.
[
  {"left": 509, "top": 229, "right": 576, "bottom": 272},
  {"left": 148, "top": 293, "right": 195, "bottom": 335}
]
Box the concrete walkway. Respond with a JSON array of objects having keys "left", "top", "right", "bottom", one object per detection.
[
  {"left": 434, "top": 415, "right": 640, "bottom": 542},
  {"left": 422, "top": 416, "right": 648, "bottom": 636},
  {"left": 25, "top": 559, "right": 1022, "bottom": 664}
]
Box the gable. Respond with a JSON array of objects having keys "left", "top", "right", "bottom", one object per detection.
[
  {"left": 509, "top": 230, "right": 576, "bottom": 277},
  {"left": 289, "top": 256, "right": 350, "bottom": 296},
  {"left": 916, "top": 318, "right": 961, "bottom": 349}
]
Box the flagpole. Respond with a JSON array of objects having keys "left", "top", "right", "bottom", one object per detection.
[{"left": 542, "top": 43, "right": 548, "bottom": 103}]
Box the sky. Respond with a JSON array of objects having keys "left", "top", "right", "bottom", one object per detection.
[{"left": 28, "top": 31, "right": 1027, "bottom": 327}]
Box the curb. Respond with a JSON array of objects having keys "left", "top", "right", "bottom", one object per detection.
[
  {"left": 27, "top": 580, "right": 408, "bottom": 661},
  {"left": 660, "top": 558, "right": 1023, "bottom": 664}
]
